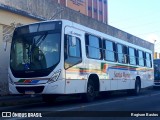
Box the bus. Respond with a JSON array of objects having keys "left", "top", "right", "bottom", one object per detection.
[
  {"left": 8, "top": 19, "right": 154, "bottom": 103},
  {"left": 154, "top": 59, "right": 160, "bottom": 87}
]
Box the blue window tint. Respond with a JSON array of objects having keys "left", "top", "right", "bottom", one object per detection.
[
  {"left": 129, "top": 47, "right": 136, "bottom": 65},
  {"left": 86, "top": 34, "right": 102, "bottom": 59},
  {"left": 104, "top": 40, "right": 115, "bottom": 62}
]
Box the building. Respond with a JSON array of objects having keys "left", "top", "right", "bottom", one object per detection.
[{"left": 55, "top": 0, "right": 108, "bottom": 23}]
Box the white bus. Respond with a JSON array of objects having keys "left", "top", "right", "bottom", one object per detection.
[{"left": 8, "top": 19, "right": 154, "bottom": 103}]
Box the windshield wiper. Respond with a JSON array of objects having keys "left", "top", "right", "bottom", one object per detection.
[
  {"left": 36, "top": 33, "right": 47, "bottom": 46},
  {"left": 31, "top": 33, "right": 47, "bottom": 51}
]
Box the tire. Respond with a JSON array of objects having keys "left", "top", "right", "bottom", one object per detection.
[
  {"left": 42, "top": 94, "right": 57, "bottom": 104},
  {"left": 133, "top": 80, "right": 141, "bottom": 95},
  {"left": 127, "top": 80, "right": 141, "bottom": 95},
  {"left": 82, "top": 80, "right": 96, "bottom": 102}
]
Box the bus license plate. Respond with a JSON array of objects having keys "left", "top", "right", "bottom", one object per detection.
[{"left": 25, "top": 91, "right": 35, "bottom": 94}]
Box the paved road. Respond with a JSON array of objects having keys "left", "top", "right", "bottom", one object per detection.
[{"left": 1, "top": 88, "right": 160, "bottom": 120}]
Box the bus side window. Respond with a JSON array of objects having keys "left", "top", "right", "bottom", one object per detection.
[
  {"left": 123, "top": 45, "right": 128, "bottom": 64},
  {"left": 85, "top": 34, "right": 102, "bottom": 60},
  {"left": 145, "top": 52, "right": 152, "bottom": 68},
  {"left": 128, "top": 47, "right": 136, "bottom": 65},
  {"left": 117, "top": 44, "right": 128, "bottom": 64},
  {"left": 64, "top": 35, "right": 82, "bottom": 69},
  {"left": 137, "top": 50, "right": 145, "bottom": 66},
  {"left": 103, "top": 39, "right": 116, "bottom": 62}
]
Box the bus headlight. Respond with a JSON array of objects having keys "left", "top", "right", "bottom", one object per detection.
[{"left": 48, "top": 70, "right": 61, "bottom": 83}]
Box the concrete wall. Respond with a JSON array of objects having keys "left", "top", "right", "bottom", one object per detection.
[
  {"left": 0, "top": 9, "right": 39, "bottom": 95},
  {"left": 0, "top": 24, "right": 9, "bottom": 95}
]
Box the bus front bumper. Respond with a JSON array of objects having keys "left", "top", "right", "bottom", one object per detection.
[
  {"left": 153, "top": 80, "right": 160, "bottom": 87},
  {"left": 9, "top": 79, "right": 66, "bottom": 95}
]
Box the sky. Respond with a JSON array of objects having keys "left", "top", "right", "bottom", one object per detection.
[{"left": 108, "top": 0, "right": 160, "bottom": 52}]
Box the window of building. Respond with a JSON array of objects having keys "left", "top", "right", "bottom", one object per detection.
[
  {"left": 94, "top": 8, "right": 97, "bottom": 13},
  {"left": 85, "top": 34, "right": 102, "bottom": 59},
  {"left": 145, "top": 52, "right": 152, "bottom": 68},
  {"left": 117, "top": 44, "right": 128, "bottom": 64},
  {"left": 103, "top": 39, "right": 116, "bottom": 62},
  {"left": 128, "top": 47, "right": 136, "bottom": 65},
  {"left": 88, "top": 6, "right": 92, "bottom": 11},
  {"left": 138, "top": 50, "right": 145, "bottom": 66},
  {"left": 104, "top": 0, "right": 107, "bottom": 4},
  {"left": 64, "top": 35, "right": 82, "bottom": 69},
  {"left": 99, "top": 11, "right": 102, "bottom": 15}
]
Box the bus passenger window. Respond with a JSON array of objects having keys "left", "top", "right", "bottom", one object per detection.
[
  {"left": 128, "top": 47, "right": 136, "bottom": 65},
  {"left": 85, "top": 34, "right": 102, "bottom": 59},
  {"left": 64, "top": 35, "right": 82, "bottom": 69},
  {"left": 117, "top": 44, "right": 128, "bottom": 64},
  {"left": 145, "top": 52, "right": 152, "bottom": 67},
  {"left": 103, "top": 40, "right": 116, "bottom": 62},
  {"left": 138, "top": 50, "right": 145, "bottom": 66}
]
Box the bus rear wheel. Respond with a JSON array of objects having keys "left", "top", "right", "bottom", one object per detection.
[
  {"left": 127, "top": 79, "right": 141, "bottom": 95},
  {"left": 134, "top": 80, "right": 141, "bottom": 95},
  {"left": 82, "top": 80, "right": 96, "bottom": 102}
]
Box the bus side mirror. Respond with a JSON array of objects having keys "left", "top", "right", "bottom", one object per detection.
[{"left": 3, "top": 41, "right": 7, "bottom": 51}]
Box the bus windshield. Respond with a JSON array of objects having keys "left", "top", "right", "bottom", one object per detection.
[{"left": 10, "top": 21, "right": 62, "bottom": 77}]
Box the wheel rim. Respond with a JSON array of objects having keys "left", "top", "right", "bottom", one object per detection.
[{"left": 88, "top": 84, "right": 95, "bottom": 97}]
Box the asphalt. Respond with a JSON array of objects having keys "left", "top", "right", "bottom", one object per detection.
[
  {"left": 0, "top": 94, "right": 42, "bottom": 107},
  {"left": 0, "top": 86, "right": 156, "bottom": 107}
]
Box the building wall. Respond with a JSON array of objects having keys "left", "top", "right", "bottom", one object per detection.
[
  {"left": 56, "top": 0, "right": 108, "bottom": 24},
  {"left": 103, "top": 0, "right": 107, "bottom": 23},
  {"left": 99, "top": 0, "right": 103, "bottom": 22},
  {"left": 0, "top": 0, "right": 108, "bottom": 23},
  {"left": 88, "top": 0, "right": 92, "bottom": 18},
  {"left": 67, "top": 0, "right": 86, "bottom": 15},
  {"left": 60, "top": 0, "right": 66, "bottom": 6},
  {"left": 0, "top": 24, "right": 8, "bottom": 94},
  {"left": 0, "top": 10, "right": 38, "bottom": 26},
  {"left": 0, "top": 9, "right": 38, "bottom": 95}
]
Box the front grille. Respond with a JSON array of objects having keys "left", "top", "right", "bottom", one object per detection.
[
  {"left": 16, "top": 86, "right": 44, "bottom": 93},
  {"left": 155, "top": 83, "right": 160, "bottom": 85}
]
